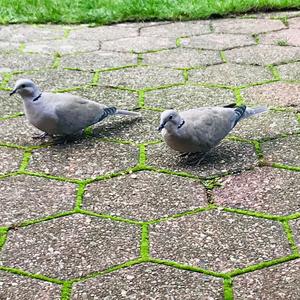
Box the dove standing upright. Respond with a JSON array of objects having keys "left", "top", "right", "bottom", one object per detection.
[
  {"left": 158, "top": 104, "right": 267, "bottom": 164},
  {"left": 10, "top": 79, "right": 140, "bottom": 139}
]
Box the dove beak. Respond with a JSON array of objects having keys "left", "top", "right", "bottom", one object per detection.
[
  {"left": 158, "top": 123, "right": 165, "bottom": 131},
  {"left": 9, "top": 89, "right": 16, "bottom": 96}
]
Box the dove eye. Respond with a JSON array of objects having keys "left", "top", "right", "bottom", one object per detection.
[
  {"left": 21, "top": 84, "right": 26, "bottom": 88},
  {"left": 169, "top": 115, "right": 173, "bottom": 120}
]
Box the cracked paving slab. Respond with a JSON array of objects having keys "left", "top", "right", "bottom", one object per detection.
[
  {"left": 189, "top": 63, "right": 273, "bottom": 86},
  {"left": 0, "top": 175, "right": 76, "bottom": 226},
  {"left": 0, "top": 147, "right": 23, "bottom": 175},
  {"left": 28, "top": 139, "right": 138, "bottom": 179},
  {"left": 214, "top": 167, "right": 300, "bottom": 216},
  {"left": 260, "top": 28, "right": 300, "bottom": 47},
  {"left": 144, "top": 85, "right": 236, "bottom": 111},
  {"left": 0, "top": 271, "right": 61, "bottom": 300},
  {"left": 150, "top": 211, "right": 291, "bottom": 273},
  {"left": 83, "top": 171, "right": 207, "bottom": 221},
  {"left": 234, "top": 259, "right": 300, "bottom": 300},
  {"left": 262, "top": 135, "right": 300, "bottom": 166},
  {"left": 147, "top": 140, "right": 258, "bottom": 178},
  {"left": 100, "top": 66, "right": 183, "bottom": 90},
  {"left": 143, "top": 48, "right": 222, "bottom": 68},
  {"left": 72, "top": 263, "right": 224, "bottom": 299},
  {"left": 0, "top": 214, "right": 140, "bottom": 280}
]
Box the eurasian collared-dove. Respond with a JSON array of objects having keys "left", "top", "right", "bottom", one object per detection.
[
  {"left": 158, "top": 104, "right": 267, "bottom": 163},
  {"left": 10, "top": 79, "right": 140, "bottom": 139}
]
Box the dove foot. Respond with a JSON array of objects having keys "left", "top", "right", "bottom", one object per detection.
[{"left": 32, "top": 132, "right": 49, "bottom": 139}]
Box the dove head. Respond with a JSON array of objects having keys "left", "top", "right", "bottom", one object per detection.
[
  {"left": 10, "top": 79, "right": 40, "bottom": 99},
  {"left": 158, "top": 109, "right": 183, "bottom": 131}
]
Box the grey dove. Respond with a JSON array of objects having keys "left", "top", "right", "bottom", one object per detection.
[
  {"left": 158, "top": 104, "right": 267, "bottom": 163},
  {"left": 10, "top": 79, "right": 140, "bottom": 139}
]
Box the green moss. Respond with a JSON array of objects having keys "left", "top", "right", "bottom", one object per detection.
[
  {"left": 61, "top": 281, "right": 72, "bottom": 300},
  {"left": 75, "top": 182, "right": 87, "bottom": 210},
  {"left": 19, "top": 149, "right": 32, "bottom": 172},
  {"left": 233, "top": 88, "right": 244, "bottom": 105},
  {"left": 52, "top": 52, "right": 61, "bottom": 69},
  {"left": 281, "top": 220, "right": 299, "bottom": 255},
  {"left": 0, "top": 112, "right": 24, "bottom": 121},
  {"left": 183, "top": 69, "right": 189, "bottom": 82},
  {"left": 220, "top": 51, "right": 227, "bottom": 63},
  {"left": 138, "top": 90, "right": 145, "bottom": 107},
  {"left": 252, "top": 33, "right": 260, "bottom": 44},
  {"left": 141, "top": 223, "right": 150, "bottom": 259},
  {"left": 277, "top": 39, "right": 288, "bottom": 46},
  {"left": 267, "top": 64, "right": 281, "bottom": 80},
  {"left": 0, "top": 227, "right": 9, "bottom": 250},
  {"left": 224, "top": 278, "right": 234, "bottom": 300},
  {"left": 138, "top": 144, "right": 147, "bottom": 167},
  {"left": 202, "top": 177, "right": 222, "bottom": 190}
]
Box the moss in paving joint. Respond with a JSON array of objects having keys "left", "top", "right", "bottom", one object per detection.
[
  {"left": 0, "top": 112, "right": 24, "bottom": 121},
  {"left": 233, "top": 88, "right": 244, "bottom": 105},
  {"left": 91, "top": 71, "right": 100, "bottom": 85},
  {"left": 137, "top": 53, "right": 143, "bottom": 65},
  {"left": 54, "top": 86, "right": 88, "bottom": 93},
  {"left": 272, "top": 16, "right": 289, "bottom": 27},
  {"left": 224, "top": 278, "right": 234, "bottom": 300},
  {"left": 138, "top": 144, "right": 147, "bottom": 167},
  {"left": 252, "top": 33, "right": 260, "bottom": 44},
  {"left": 0, "top": 73, "right": 13, "bottom": 89},
  {"left": 201, "top": 177, "right": 222, "bottom": 191},
  {"left": 252, "top": 140, "right": 264, "bottom": 160},
  {"left": 75, "top": 182, "right": 87, "bottom": 210},
  {"left": 219, "top": 51, "right": 227, "bottom": 63},
  {"left": 142, "top": 105, "right": 164, "bottom": 112},
  {"left": 61, "top": 281, "right": 72, "bottom": 300},
  {"left": 182, "top": 69, "right": 189, "bottom": 82},
  {"left": 149, "top": 167, "right": 200, "bottom": 180},
  {"left": 52, "top": 52, "right": 61, "bottom": 69},
  {"left": 141, "top": 223, "right": 150, "bottom": 259},
  {"left": 101, "top": 84, "right": 138, "bottom": 92},
  {"left": 277, "top": 39, "right": 289, "bottom": 46},
  {"left": 271, "top": 163, "right": 300, "bottom": 172},
  {"left": 227, "top": 253, "right": 299, "bottom": 277},
  {"left": 142, "top": 82, "right": 185, "bottom": 92},
  {"left": 18, "top": 43, "right": 25, "bottom": 53},
  {"left": 0, "top": 266, "right": 64, "bottom": 285},
  {"left": 138, "top": 90, "right": 145, "bottom": 107},
  {"left": 238, "top": 79, "right": 279, "bottom": 90},
  {"left": 63, "top": 28, "right": 71, "bottom": 39},
  {"left": 281, "top": 220, "right": 299, "bottom": 255},
  {"left": 97, "top": 64, "right": 139, "bottom": 73},
  {"left": 18, "top": 149, "right": 32, "bottom": 172},
  {"left": 285, "top": 212, "right": 300, "bottom": 221},
  {"left": 0, "top": 227, "right": 8, "bottom": 251},
  {"left": 267, "top": 64, "right": 281, "bottom": 80},
  {"left": 83, "top": 126, "right": 93, "bottom": 137},
  {"left": 0, "top": 142, "right": 27, "bottom": 150}
]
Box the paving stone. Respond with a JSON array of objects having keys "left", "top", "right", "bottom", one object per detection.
[
  {"left": 60, "top": 51, "right": 137, "bottom": 70},
  {"left": 0, "top": 214, "right": 140, "bottom": 280},
  {"left": 101, "top": 36, "right": 176, "bottom": 52},
  {"left": 72, "top": 263, "right": 223, "bottom": 299},
  {"left": 10, "top": 69, "right": 93, "bottom": 91},
  {"left": 241, "top": 82, "right": 300, "bottom": 108},
  {"left": 0, "top": 147, "right": 23, "bottom": 174},
  {"left": 225, "top": 45, "right": 300, "bottom": 65},
  {"left": 147, "top": 141, "right": 258, "bottom": 178},
  {"left": 144, "top": 85, "right": 236, "bottom": 110},
  {"left": 0, "top": 91, "right": 23, "bottom": 118},
  {"left": 89, "top": 110, "right": 160, "bottom": 143},
  {"left": 28, "top": 139, "right": 138, "bottom": 179},
  {"left": 260, "top": 28, "right": 300, "bottom": 47},
  {"left": 140, "top": 21, "right": 211, "bottom": 37},
  {"left": 0, "top": 271, "right": 61, "bottom": 300},
  {"left": 189, "top": 63, "right": 273, "bottom": 87},
  {"left": 68, "top": 25, "right": 138, "bottom": 41},
  {"left": 291, "top": 219, "right": 300, "bottom": 249},
  {"left": 83, "top": 171, "right": 207, "bottom": 221},
  {"left": 100, "top": 66, "right": 183, "bottom": 90},
  {"left": 0, "top": 41, "right": 20, "bottom": 52},
  {"left": 212, "top": 18, "right": 286, "bottom": 34},
  {"left": 231, "top": 111, "right": 299, "bottom": 140},
  {"left": 0, "top": 25, "right": 65, "bottom": 42},
  {"left": 24, "top": 39, "right": 99, "bottom": 54},
  {"left": 262, "top": 135, "right": 300, "bottom": 166},
  {"left": 72, "top": 85, "right": 138, "bottom": 110},
  {"left": 143, "top": 48, "right": 222, "bottom": 68},
  {"left": 278, "top": 62, "right": 300, "bottom": 80},
  {"left": 179, "top": 33, "right": 256, "bottom": 50},
  {"left": 244, "top": 11, "right": 300, "bottom": 19},
  {"left": 234, "top": 259, "right": 300, "bottom": 300},
  {"left": 0, "top": 175, "right": 76, "bottom": 227},
  {"left": 289, "top": 17, "right": 300, "bottom": 29},
  {"left": 0, "top": 52, "right": 53, "bottom": 72},
  {"left": 214, "top": 167, "right": 300, "bottom": 215},
  {"left": 150, "top": 211, "right": 291, "bottom": 273}
]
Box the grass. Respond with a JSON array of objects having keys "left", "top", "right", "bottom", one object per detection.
[{"left": 0, "top": 0, "right": 299, "bottom": 24}]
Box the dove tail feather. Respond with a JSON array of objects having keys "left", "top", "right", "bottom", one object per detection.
[
  {"left": 233, "top": 105, "right": 246, "bottom": 127},
  {"left": 243, "top": 106, "right": 268, "bottom": 119},
  {"left": 116, "top": 109, "right": 141, "bottom": 116}
]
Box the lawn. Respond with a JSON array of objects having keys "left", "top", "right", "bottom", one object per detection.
[{"left": 0, "top": 0, "right": 299, "bottom": 24}]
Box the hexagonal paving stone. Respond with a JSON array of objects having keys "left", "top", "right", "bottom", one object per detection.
[
  {"left": 0, "top": 175, "right": 76, "bottom": 226},
  {"left": 144, "top": 85, "right": 236, "bottom": 110},
  {"left": 72, "top": 85, "right": 138, "bottom": 110},
  {"left": 224, "top": 45, "right": 300, "bottom": 65},
  {"left": 214, "top": 167, "right": 300, "bottom": 215},
  {"left": 28, "top": 139, "right": 138, "bottom": 179},
  {"left": 262, "top": 135, "right": 300, "bottom": 166},
  {"left": 234, "top": 259, "right": 300, "bottom": 299},
  {"left": 143, "top": 48, "right": 222, "bottom": 68},
  {"left": 147, "top": 141, "right": 258, "bottom": 178},
  {"left": 231, "top": 111, "right": 299, "bottom": 140},
  {"left": 260, "top": 28, "right": 300, "bottom": 47},
  {"left": 83, "top": 171, "right": 207, "bottom": 221},
  {"left": 0, "top": 25, "right": 65, "bottom": 42},
  {"left": 60, "top": 51, "right": 137, "bottom": 71},
  {"left": 241, "top": 82, "right": 300, "bottom": 108},
  {"left": 179, "top": 33, "right": 256, "bottom": 50},
  {"left": 68, "top": 25, "right": 138, "bottom": 41},
  {"left": 291, "top": 219, "right": 300, "bottom": 250},
  {"left": 101, "top": 36, "right": 176, "bottom": 53},
  {"left": 278, "top": 62, "right": 300, "bottom": 81},
  {"left": 289, "top": 17, "right": 300, "bottom": 29},
  {"left": 0, "top": 91, "right": 23, "bottom": 118},
  {"left": 212, "top": 18, "right": 285, "bottom": 34},
  {"left": 9, "top": 69, "right": 93, "bottom": 91},
  {"left": 24, "top": 39, "right": 99, "bottom": 54},
  {"left": 0, "top": 214, "right": 140, "bottom": 280},
  {"left": 140, "top": 21, "right": 211, "bottom": 37},
  {"left": 100, "top": 66, "right": 183, "bottom": 90},
  {"left": 150, "top": 211, "right": 291, "bottom": 273},
  {"left": 89, "top": 110, "right": 160, "bottom": 143},
  {"left": 0, "top": 271, "right": 61, "bottom": 300},
  {"left": 72, "top": 263, "right": 223, "bottom": 299},
  {"left": 0, "top": 147, "right": 23, "bottom": 174},
  {"left": 189, "top": 63, "right": 273, "bottom": 87},
  {"left": 0, "top": 52, "right": 53, "bottom": 72}
]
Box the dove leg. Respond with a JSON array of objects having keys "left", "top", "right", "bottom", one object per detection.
[
  {"left": 179, "top": 152, "right": 190, "bottom": 157},
  {"left": 32, "top": 132, "right": 49, "bottom": 139}
]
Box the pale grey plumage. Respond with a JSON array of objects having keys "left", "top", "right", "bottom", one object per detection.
[
  {"left": 158, "top": 105, "right": 267, "bottom": 159},
  {"left": 10, "top": 79, "right": 140, "bottom": 137}
]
